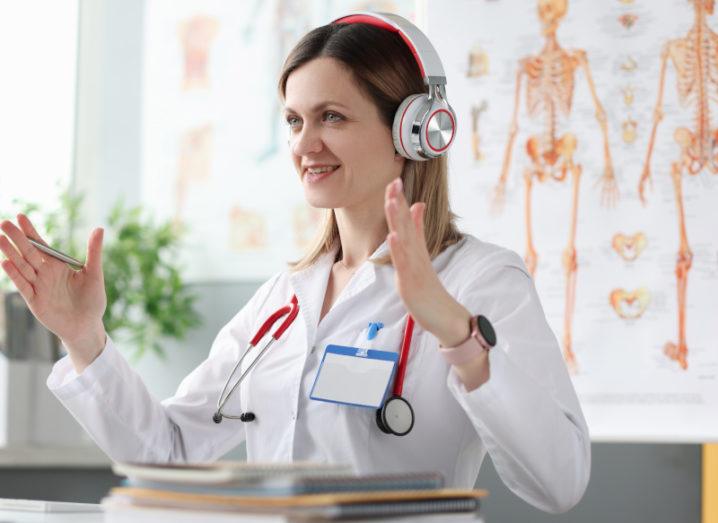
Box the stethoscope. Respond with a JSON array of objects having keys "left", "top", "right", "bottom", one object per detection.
[
  {"left": 212, "top": 294, "right": 418, "bottom": 437},
  {"left": 375, "top": 315, "right": 416, "bottom": 436},
  {"left": 213, "top": 295, "right": 299, "bottom": 424}
]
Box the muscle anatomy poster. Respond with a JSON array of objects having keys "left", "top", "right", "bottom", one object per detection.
[{"left": 428, "top": 0, "right": 718, "bottom": 441}]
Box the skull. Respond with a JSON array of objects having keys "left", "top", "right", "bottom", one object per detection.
[{"left": 538, "top": 0, "right": 568, "bottom": 29}]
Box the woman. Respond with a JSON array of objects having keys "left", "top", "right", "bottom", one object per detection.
[{"left": 0, "top": 13, "right": 589, "bottom": 514}]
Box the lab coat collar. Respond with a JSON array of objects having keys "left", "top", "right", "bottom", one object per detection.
[
  {"left": 288, "top": 239, "right": 390, "bottom": 342},
  {"left": 368, "top": 239, "right": 390, "bottom": 261}
]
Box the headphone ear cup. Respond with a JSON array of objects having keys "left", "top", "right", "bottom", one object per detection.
[
  {"left": 392, "top": 93, "right": 430, "bottom": 161},
  {"left": 419, "top": 99, "right": 456, "bottom": 157}
]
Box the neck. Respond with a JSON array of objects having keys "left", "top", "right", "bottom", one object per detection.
[
  {"left": 542, "top": 30, "right": 559, "bottom": 50},
  {"left": 695, "top": 3, "right": 706, "bottom": 27},
  {"left": 334, "top": 196, "right": 388, "bottom": 269}
]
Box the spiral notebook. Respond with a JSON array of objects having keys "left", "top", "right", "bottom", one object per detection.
[
  {"left": 112, "top": 461, "right": 353, "bottom": 485},
  {"left": 125, "top": 471, "right": 444, "bottom": 496},
  {"left": 104, "top": 487, "right": 487, "bottom": 520}
]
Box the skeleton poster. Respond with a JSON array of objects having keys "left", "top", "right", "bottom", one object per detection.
[{"left": 428, "top": 0, "right": 718, "bottom": 442}]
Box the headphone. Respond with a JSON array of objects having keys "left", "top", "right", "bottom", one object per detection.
[{"left": 332, "top": 12, "right": 456, "bottom": 162}]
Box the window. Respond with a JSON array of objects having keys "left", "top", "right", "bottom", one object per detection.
[{"left": 0, "top": 1, "right": 79, "bottom": 213}]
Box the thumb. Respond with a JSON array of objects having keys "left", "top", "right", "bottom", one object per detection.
[{"left": 86, "top": 228, "right": 104, "bottom": 277}]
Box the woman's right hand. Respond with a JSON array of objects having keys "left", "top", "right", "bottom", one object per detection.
[{"left": 0, "top": 214, "right": 107, "bottom": 372}]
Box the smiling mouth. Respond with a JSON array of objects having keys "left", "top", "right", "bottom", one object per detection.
[{"left": 304, "top": 165, "right": 341, "bottom": 182}]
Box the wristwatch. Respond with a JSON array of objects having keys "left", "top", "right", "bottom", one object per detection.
[{"left": 439, "top": 315, "right": 496, "bottom": 365}]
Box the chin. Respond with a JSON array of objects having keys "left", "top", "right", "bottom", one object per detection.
[
  {"left": 303, "top": 193, "right": 343, "bottom": 209},
  {"left": 302, "top": 177, "right": 348, "bottom": 209}
]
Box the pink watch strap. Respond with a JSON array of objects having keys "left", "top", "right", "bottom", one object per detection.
[
  {"left": 439, "top": 334, "right": 485, "bottom": 365},
  {"left": 439, "top": 315, "right": 496, "bottom": 366}
]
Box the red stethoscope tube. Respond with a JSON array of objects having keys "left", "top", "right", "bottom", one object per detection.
[
  {"left": 249, "top": 295, "right": 299, "bottom": 345},
  {"left": 393, "top": 315, "right": 415, "bottom": 397},
  {"left": 213, "top": 295, "right": 299, "bottom": 423}
]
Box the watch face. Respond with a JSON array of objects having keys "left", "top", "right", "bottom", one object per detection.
[
  {"left": 382, "top": 396, "right": 414, "bottom": 436},
  {"left": 477, "top": 315, "right": 496, "bottom": 347}
]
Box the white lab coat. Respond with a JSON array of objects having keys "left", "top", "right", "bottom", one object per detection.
[{"left": 47, "top": 234, "right": 590, "bottom": 514}]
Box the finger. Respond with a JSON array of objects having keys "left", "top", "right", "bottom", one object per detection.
[
  {"left": 0, "top": 220, "right": 44, "bottom": 270},
  {"left": 0, "top": 259, "right": 35, "bottom": 302},
  {"left": 385, "top": 191, "right": 399, "bottom": 233},
  {"left": 0, "top": 234, "right": 37, "bottom": 283},
  {"left": 17, "top": 214, "right": 49, "bottom": 246},
  {"left": 387, "top": 230, "right": 408, "bottom": 270},
  {"left": 85, "top": 228, "right": 104, "bottom": 277},
  {"left": 385, "top": 177, "right": 400, "bottom": 200},
  {"left": 410, "top": 202, "right": 426, "bottom": 238},
  {"left": 386, "top": 199, "right": 414, "bottom": 248},
  {"left": 384, "top": 179, "right": 397, "bottom": 231},
  {"left": 386, "top": 179, "right": 414, "bottom": 240},
  {"left": 384, "top": 178, "right": 403, "bottom": 233}
]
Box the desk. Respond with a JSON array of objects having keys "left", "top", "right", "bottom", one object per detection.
[
  {"left": 0, "top": 508, "right": 279, "bottom": 523},
  {"left": 0, "top": 446, "right": 109, "bottom": 468},
  {"left": 0, "top": 507, "right": 484, "bottom": 522}
]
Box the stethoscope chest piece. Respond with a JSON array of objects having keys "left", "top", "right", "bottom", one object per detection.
[{"left": 376, "top": 395, "right": 414, "bottom": 436}]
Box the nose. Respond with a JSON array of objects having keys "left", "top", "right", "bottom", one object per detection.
[{"left": 290, "top": 123, "right": 323, "bottom": 156}]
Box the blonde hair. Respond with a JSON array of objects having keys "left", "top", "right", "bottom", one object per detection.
[{"left": 278, "top": 22, "right": 462, "bottom": 271}]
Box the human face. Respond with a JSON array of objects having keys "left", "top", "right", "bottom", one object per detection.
[{"left": 283, "top": 57, "right": 404, "bottom": 210}]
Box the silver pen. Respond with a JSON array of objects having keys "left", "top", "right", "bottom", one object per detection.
[{"left": 27, "top": 238, "right": 85, "bottom": 269}]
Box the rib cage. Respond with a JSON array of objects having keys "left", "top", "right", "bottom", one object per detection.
[
  {"left": 670, "top": 26, "right": 718, "bottom": 164},
  {"left": 525, "top": 50, "right": 576, "bottom": 120},
  {"left": 523, "top": 48, "right": 576, "bottom": 153}
]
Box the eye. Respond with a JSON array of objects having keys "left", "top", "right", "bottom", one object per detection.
[
  {"left": 285, "top": 115, "right": 301, "bottom": 128},
  {"left": 324, "top": 111, "right": 343, "bottom": 123}
]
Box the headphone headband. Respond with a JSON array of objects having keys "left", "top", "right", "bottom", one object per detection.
[{"left": 332, "top": 12, "right": 446, "bottom": 86}]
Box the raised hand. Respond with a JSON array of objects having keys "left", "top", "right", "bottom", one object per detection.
[
  {"left": 0, "top": 214, "right": 107, "bottom": 370},
  {"left": 383, "top": 178, "right": 470, "bottom": 348}
]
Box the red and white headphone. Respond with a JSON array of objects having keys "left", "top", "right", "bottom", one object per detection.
[{"left": 332, "top": 12, "right": 456, "bottom": 162}]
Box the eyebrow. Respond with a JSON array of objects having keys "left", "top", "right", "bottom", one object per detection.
[{"left": 283, "top": 101, "right": 351, "bottom": 114}]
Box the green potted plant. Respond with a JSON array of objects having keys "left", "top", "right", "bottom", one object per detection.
[{"left": 0, "top": 189, "right": 202, "bottom": 360}]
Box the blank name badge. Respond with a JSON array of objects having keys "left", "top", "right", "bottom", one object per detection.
[{"left": 309, "top": 345, "right": 398, "bottom": 409}]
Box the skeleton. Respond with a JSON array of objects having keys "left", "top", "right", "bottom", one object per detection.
[
  {"left": 640, "top": 0, "right": 718, "bottom": 370},
  {"left": 494, "top": 0, "right": 618, "bottom": 372},
  {"left": 471, "top": 101, "right": 488, "bottom": 161}
]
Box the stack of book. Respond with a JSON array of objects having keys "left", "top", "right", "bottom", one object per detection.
[{"left": 104, "top": 461, "right": 487, "bottom": 520}]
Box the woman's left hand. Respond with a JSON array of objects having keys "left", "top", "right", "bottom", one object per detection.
[{"left": 384, "top": 178, "right": 470, "bottom": 347}]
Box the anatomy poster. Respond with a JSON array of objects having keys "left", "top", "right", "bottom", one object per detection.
[
  {"left": 141, "top": 0, "right": 416, "bottom": 281},
  {"left": 428, "top": 0, "right": 718, "bottom": 442}
]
